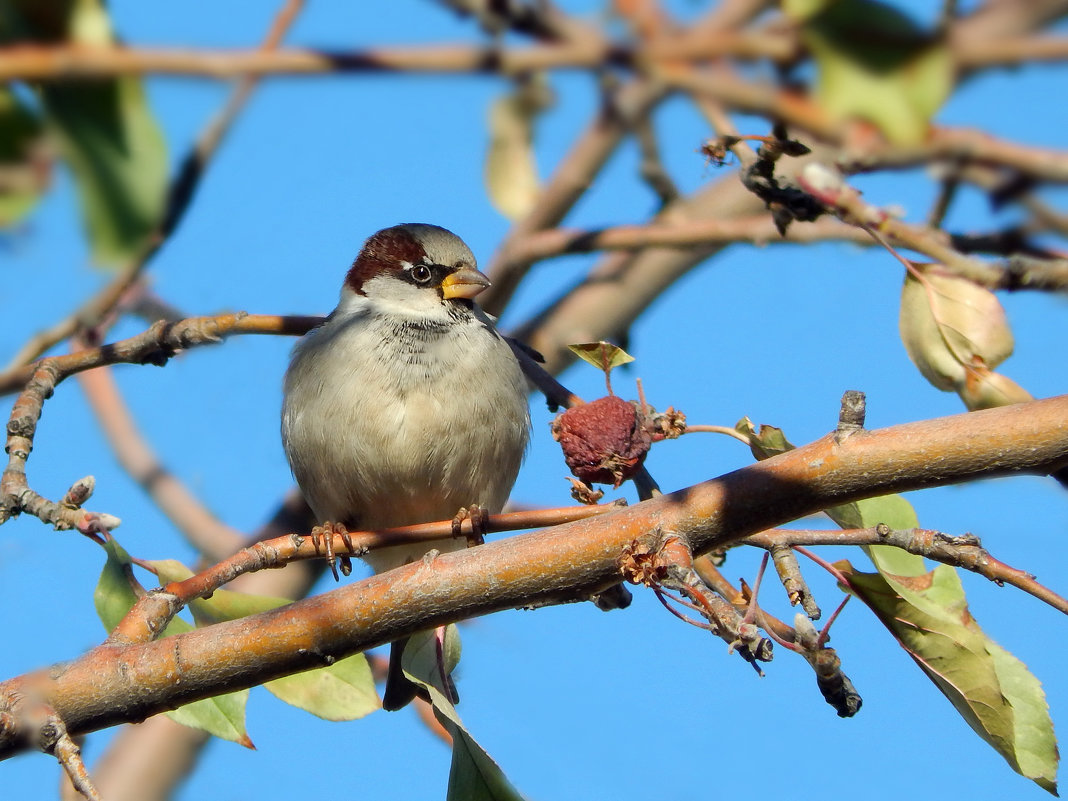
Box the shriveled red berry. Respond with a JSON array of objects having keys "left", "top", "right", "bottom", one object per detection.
[{"left": 551, "top": 396, "right": 652, "bottom": 487}]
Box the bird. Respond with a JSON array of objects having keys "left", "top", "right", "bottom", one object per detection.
[{"left": 281, "top": 223, "right": 531, "bottom": 710}]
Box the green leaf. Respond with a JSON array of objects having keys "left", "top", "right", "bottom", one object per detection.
[
  {"left": 825, "top": 491, "right": 925, "bottom": 577},
  {"left": 734, "top": 416, "right": 928, "bottom": 577},
  {"left": 264, "top": 655, "right": 379, "bottom": 721},
  {"left": 568, "top": 342, "right": 635, "bottom": 373},
  {"left": 4, "top": 0, "right": 168, "bottom": 263},
  {"left": 402, "top": 624, "right": 463, "bottom": 694},
  {"left": 407, "top": 670, "right": 526, "bottom": 801},
  {"left": 403, "top": 629, "right": 525, "bottom": 799},
  {"left": 93, "top": 538, "right": 142, "bottom": 633},
  {"left": 149, "top": 559, "right": 296, "bottom": 625},
  {"left": 155, "top": 612, "right": 254, "bottom": 747},
  {"left": 801, "top": 0, "right": 952, "bottom": 145},
  {"left": 0, "top": 87, "right": 48, "bottom": 226},
  {"left": 41, "top": 75, "right": 168, "bottom": 266},
  {"left": 93, "top": 545, "right": 253, "bottom": 745},
  {"left": 165, "top": 683, "right": 254, "bottom": 749},
  {"left": 734, "top": 415, "right": 1058, "bottom": 790},
  {"left": 840, "top": 562, "right": 1058, "bottom": 793},
  {"left": 94, "top": 539, "right": 186, "bottom": 638},
  {"left": 446, "top": 706, "right": 527, "bottom": 801},
  {"left": 17, "top": 0, "right": 168, "bottom": 266},
  {"left": 988, "top": 641, "right": 1060, "bottom": 795},
  {"left": 150, "top": 558, "right": 379, "bottom": 721}
]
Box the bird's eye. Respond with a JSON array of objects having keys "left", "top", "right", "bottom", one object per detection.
[{"left": 410, "top": 264, "right": 433, "bottom": 284}]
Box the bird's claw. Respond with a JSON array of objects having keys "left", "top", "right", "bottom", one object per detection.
[
  {"left": 309, "top": 521, "right": 353, "bottom": 581},
  {"left": 452, "top": 504, "right": 487, "bottom": 548}
]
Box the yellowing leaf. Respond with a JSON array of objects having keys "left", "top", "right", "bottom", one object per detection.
[
  {"left": 735, "top": 417, "right": 793, "bottom": 461},
  {"left": 568, "top": 341, "right": 635, "bottom": 373},
  {"left": 729, "top": 415, "right": 1055, "bottom": 787},
  {"left": 840, "top": 562, "right": 1058, "bottom": 793},
  {"left": 264, "top": 655, "right": 379, "bottom": 721},
  {"left": 802, "top": 0, "right": 951, "bottom": 145},
  {"left": 69, "top": 0, "right": 113, "bottom": 45},
  {"left": 900, "top": 269, "right": 1015, "bottom": 392},
  {"left": 484, "top": 76, "right": 551, "bottom": 220},
  {"left": 782, "top": 0, "right": 833, "bottom": 21}
]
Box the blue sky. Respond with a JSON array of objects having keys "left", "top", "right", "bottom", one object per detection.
[{"left": 2, "top": 2, "right": 1067, "bottom": 799}]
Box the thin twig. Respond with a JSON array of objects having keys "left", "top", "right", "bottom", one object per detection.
[
  {"left": 108, "top": 503, "right": 623, "bottom": 645},
  {"left": 745, "top": 526, "right": 1068, "bottom": 616}
]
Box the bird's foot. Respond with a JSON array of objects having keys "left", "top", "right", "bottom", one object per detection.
[
  {"left": 309, "top": 521, "right": 354, "bottom": 581},
  {"left": 451, "top": 504, "right": 488, "bottom": 548}
]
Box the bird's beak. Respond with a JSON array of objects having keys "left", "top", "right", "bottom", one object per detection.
[{"left": 441, "top": 268, "right": 492, "bottom": 300}]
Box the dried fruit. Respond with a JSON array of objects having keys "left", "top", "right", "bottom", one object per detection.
[{"left": 551, "top": 396, "right": 652, "bottom": 487}]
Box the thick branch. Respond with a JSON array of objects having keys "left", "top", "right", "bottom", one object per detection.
[{"left": 1, "top": 395, "right": 1066, "bottom": 758}]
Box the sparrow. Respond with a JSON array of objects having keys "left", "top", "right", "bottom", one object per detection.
[{"left": 281, "top": 223, "right": 531, "bottom": 710}]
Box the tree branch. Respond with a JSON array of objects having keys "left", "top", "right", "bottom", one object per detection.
[{"left": 1, "top": 394, "right": 1066, "bottom": 759}]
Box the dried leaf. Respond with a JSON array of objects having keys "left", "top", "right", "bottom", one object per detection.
[
  {"left": 484, "top": 77, "right": 551, "bottom": 220},
  {"left": 900, "top": 269, "right": 1015, "bottom": 392},
  {"left": 959, "top": 367, "right": 1034, "bottom": 412}
]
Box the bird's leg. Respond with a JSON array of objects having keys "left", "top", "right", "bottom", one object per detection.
[
  {"left": 451, "top": 504, "right": 488, "bottom": 548},
  {"left": 308, "top": 521, "right": 352, "bottom": 581}
]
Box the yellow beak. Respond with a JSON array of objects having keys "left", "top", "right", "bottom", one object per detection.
[{"left": 441, "top": 268, "right": 492, "bottom": 300}]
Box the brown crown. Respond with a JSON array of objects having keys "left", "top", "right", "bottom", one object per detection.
[{"left": 344, "top": 226, "right": 428, "bottom": 296}]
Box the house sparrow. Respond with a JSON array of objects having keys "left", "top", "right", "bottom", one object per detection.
[{"left": 281, "top": 223, "right": 530, "bottom": 710}]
